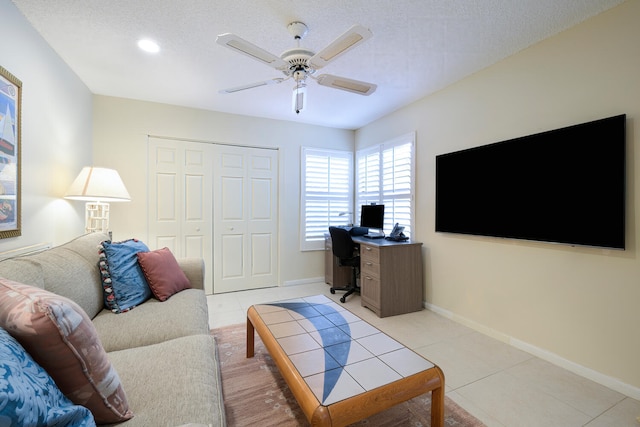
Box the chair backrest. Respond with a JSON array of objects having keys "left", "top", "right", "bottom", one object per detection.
[{"left": 329, "top": 227, "right": 357, "bottom": 260}]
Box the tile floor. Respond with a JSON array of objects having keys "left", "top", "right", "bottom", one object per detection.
[{"left": 207, "top": 282, "right": 640, "bottom": 427}]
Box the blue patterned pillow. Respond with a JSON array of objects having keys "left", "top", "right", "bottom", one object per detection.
[
  {"left": 0, "top": 327, "right": 96, "bottom": 427},
  {"left": 98, "top": 239, "right": 152, "bottom": 313}
]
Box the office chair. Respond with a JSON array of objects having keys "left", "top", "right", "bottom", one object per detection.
[{"left": 328, "top": 226, "right": 360, "bottom": 303}]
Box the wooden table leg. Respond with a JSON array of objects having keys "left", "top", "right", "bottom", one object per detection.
[
  {"left": 246, "top": 315, "right": 255, "bottom": 358},
  {"left": 430, "top": 366, "right": 445, "bottom": 427}
]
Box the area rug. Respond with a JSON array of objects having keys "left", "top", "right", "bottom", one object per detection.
[{"left": 213, "top": 323, "right": 485, "bottom": 427}]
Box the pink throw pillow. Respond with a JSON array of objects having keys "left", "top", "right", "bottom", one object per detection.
[
  {"left": 0, "top": 278, "right": 133, "bottom": 424},
  {"left": 136, "top": 247, "right": 191, "bottom": 301}
]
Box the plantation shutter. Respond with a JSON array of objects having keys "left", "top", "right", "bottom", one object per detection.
[
  {"left": 381, "top": 142, "right": 413, "bottom": 235},
  {"left": 356, "top": 132, "right": 415, "bottom": 236},
  {"left": 301, "top": 147, "right": 353, "bottom": 251}
]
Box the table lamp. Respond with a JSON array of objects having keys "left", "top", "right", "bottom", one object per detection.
[{"left": 64, "top": 166, "right": 131, "bottom": 233}]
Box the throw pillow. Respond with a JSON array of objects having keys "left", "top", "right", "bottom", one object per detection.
[
  {"left": 98, "top": 238, "right": 152, "bottom": 313},
  {"left": 0, "top": 327, "right": 96, "bottom": 427},
  {"left": 0, "top": 278, "right": 133, "bottom": 424},
  {"left": 137, "top": 247, "right": 192, "bottom": 301}
]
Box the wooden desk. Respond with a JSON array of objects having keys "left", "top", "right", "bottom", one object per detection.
[{"left": 351, "top": 236, "right": 424, "bottom": 318}]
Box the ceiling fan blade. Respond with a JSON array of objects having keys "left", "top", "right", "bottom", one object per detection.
[
  {"left": 218, "top": 78, "right": 286, "bottom": 94},
  {"left": 216, "top": 33, "right": 290, "bottom": 71},
  {"left": 315, "top": 74, "right": 377, "bottom": 96},
  {"left": 309, "top": 25, "right": 372, "bottom": 69}
]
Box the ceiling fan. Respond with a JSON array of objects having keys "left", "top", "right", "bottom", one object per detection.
[{"left": 216, "top": 22, "right": 377, "bottom": 114}]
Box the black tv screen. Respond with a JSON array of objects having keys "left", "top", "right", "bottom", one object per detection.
[{"left": 435, "top": 114, "right": 626, "bottom": 249}]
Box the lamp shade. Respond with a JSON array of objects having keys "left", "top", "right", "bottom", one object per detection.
[{"left": 64, "top": 167, "right": 131, "bottom": 202}]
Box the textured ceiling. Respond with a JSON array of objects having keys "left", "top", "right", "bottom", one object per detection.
[{"left": 12, "top": 0, "right": 624, "bottom": 129}]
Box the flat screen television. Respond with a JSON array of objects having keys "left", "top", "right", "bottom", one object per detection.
[
  {"left": 360, "top": 204, "right": 385, "bottom": 230},
  {"left": 435, "top": 114, "right": 626, "bottom": 249}
]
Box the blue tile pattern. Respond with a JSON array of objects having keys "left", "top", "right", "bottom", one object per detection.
[
  {"left": 267, "top": 301, "right": 351, "bottom": 401},
  {"left": 256, "top": 295, "right": 435, "bottom": 406}
]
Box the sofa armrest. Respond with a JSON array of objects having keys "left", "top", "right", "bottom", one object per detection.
[{"left": 177, "top": 258, "right": 205, "bottom": 291}]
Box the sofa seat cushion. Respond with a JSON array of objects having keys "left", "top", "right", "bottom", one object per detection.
[
  {"left": 103, "top": 335, "right": 226, "bottom": 426},
  {"left": 92, "top": 288, "right": 210, "bottom": 352},
  {"left": 0, "top": 327, "right": 96, "bottom": 427}
]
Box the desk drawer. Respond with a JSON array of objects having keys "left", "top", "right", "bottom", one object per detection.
[
  {"left": 359, "top": 243, "right": 380, "bottom": 262},
  {"left": 361, "top": 274, "right": 380, "bottom": 308},
  {"left": 361, "top": 259, "right": 380, "bottom": 278}
]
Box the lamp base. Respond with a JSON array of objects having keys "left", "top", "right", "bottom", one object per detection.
[{"left": 85, "top": 202, "right": 110, "bottom": 233}]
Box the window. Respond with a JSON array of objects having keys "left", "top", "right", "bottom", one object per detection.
[
  {"left": 356, "top": 132, "right": 415, "bottom": 236},
  {"left": 300, "top": 147, "right": 353, "bottom": 251}
]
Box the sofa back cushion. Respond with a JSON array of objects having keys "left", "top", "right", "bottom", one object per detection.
[
  {"left": 0, "top": 257, "right": 45, "bottom": 288},
  {"left": 0, "top": 233, "right": 109, "bottom": 319}
]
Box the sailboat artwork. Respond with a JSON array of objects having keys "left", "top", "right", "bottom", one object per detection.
[
  {"left": 0, "top": 105, "right": 15, "bottom": 157},
  {"left": 0, "top": 65, "right": 21, "bottom": 238}
]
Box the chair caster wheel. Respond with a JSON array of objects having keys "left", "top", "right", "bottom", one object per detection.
[
  {"left": 330, "top": 289, "right": 336, "bottom": 294},
  {"left": 340, "top": 296, "right": 346, "bottom": 303}
]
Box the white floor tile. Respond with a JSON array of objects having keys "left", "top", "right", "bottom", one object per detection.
[
  {"left": 584, "top": 397, "right": 640, "bottom": 427},
  {"left": 506, "top": 357, "right": 625, "bottom": 418},
  {"left": 456, "top": 371, "right": 592, "bottom": 427}
]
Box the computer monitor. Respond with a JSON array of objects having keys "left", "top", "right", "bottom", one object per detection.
[{"left": 360, "top": 204, "right": 384, "bottom": 230}]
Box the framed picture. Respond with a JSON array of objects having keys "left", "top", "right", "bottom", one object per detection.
[{"left": 0, "top": 66, "right": 21, "bottom": 239}]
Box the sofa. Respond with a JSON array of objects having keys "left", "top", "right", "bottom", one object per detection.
[{"left": 0, "top": 232, "right": 226, "bottom": 426}]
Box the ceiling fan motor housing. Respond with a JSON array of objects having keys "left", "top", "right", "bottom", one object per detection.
[{"left": 280, "top": 47, "right": 315, "bottom": 79}]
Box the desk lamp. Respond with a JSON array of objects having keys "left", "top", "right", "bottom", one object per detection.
[
  {"left": 64, "top": 166, "right": 131, "bottom": 233},
  {"left": 338, "top": 211, "right": 353, "bottom": 226}
]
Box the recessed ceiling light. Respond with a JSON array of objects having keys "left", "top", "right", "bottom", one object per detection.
[{"left": 137, "top": 39, "right": 160, "bottom": 53}]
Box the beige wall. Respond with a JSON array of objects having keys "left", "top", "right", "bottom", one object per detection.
[
  {"left": 0, "top": 1, "right": 92, "bottom": 252},
  {"left": 92, "top": 96, "right": 354, "bottom": 286},
  {"left": 356, "top": 1, "right": 640, "bottom": 395}
]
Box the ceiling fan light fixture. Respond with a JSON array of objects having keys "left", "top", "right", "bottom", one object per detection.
[{"left": 292, "top": 83, "right": 307, "bottom": 114}]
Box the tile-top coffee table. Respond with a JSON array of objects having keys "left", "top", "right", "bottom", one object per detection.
[{"left": 246, "top": 295, "right": 445, "bottom": 426}]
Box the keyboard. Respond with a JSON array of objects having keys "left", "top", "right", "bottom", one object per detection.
[{"left": 364, "top": 232, "right": 385, "bottom": 239}]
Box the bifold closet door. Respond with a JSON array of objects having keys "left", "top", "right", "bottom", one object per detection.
[
  {"left": 148, "top": 137, "right": 214, "bottom": 294},
  {"left": 148, "top": 137, "right": 279, "bottom": 294},
  {"left": 212, "top": 144, "right": 279, "bottom": 293}
]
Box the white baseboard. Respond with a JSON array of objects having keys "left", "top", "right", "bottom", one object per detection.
[
  {"left": 424, "top": 302, "right": 640, "bottom": 401},
  {"left": 281, "top": 277, "right": 325, "bottom": 287}
]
